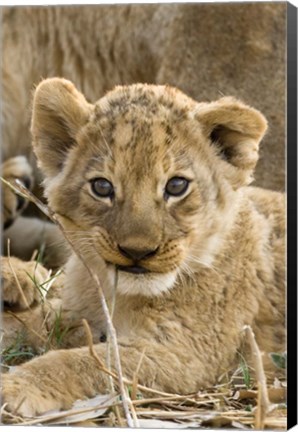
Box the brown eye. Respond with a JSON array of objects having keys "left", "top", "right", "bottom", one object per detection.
[
  {"left": 90, "top": 178, "right": 114, "bottom": 198},
  {"left": 165, "top": 177, "right": 189, "bottom": 198}
]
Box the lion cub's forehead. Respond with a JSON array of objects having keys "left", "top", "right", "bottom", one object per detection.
[
  {"left": 87, "top": 84, "right": 197, "bottom": 169},
  {"left": 92, "top": 84, "right": 196, "bottom": 133},
  {"left": 95, "top": 84, "right": 195, "bottom": 118}
]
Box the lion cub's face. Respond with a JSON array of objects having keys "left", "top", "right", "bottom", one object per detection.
[{"left": 31, "top": 79, "right": 267, "bottom": 296}]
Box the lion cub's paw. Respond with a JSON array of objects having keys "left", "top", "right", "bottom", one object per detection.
[
  {"left": 2, "top": 156, "right": 33, "bottom": 229},
  {"left": 1, "top": 256, "right": 49, "bottom": 311},
  {"left": 1, "top": 372, "right": 60, "bottom": 418}
]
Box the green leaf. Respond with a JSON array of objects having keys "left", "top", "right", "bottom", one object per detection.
[
  {"left": 244, "top": 404, "right": 253, "bottom": 412},
  {"left": 240, "top": 358, "right": 251, "bottom": 389},
  {"left": 269, "top": 352, "right": 287, "bottom": 369}
]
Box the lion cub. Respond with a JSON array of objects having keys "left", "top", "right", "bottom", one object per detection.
[{"left": 2, "top": 79, "right": 285, "bottom": 418}]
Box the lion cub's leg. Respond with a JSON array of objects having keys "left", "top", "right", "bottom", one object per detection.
[
  {"left": 1, "top": 334, "right": 207, "bottom": 418},
  {"left": 1, "top": 256, "right": 49, "bottom": 355},
  {"left": 1, "top": 256, "right": 65, "bottom": 355},
  {"left": 1, "top": 156, "right": 33, "bottom": 230},
  {"left": 2, "top": 156, "right": 69, "bottom": 268},
  {"left": 3, "top": 216, "right": 69, "bottom": 269},
  {"left": 1, "top": 256, "right": 49, "bottom": 311}
]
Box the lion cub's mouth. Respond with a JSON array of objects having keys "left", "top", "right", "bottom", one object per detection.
[{"left": 116, "top": 264, "right": 150, "bottom": 275}]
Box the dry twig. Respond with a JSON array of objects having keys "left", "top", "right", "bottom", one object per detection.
[
  {"left": 1, "top": 178, "right": 287, "bottom": 429},
  {"left": 131, "top": 347, "right": 146, "bottom": 401},
  {"left": 1, "top": 178, "right": 135, "bottom": 427},
  {"left": 243, "top": 325, "right": 271, "bottom": 429}
]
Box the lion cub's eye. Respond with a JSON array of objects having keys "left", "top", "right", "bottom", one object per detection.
[
  {"left": 90, "top": 178, "right": 114, "bottom": 198},
  {"left": 165, "top": 177, "right": 190, "bottom": 198}
]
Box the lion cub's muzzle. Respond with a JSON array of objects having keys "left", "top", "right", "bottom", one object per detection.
[
  {"left": 116, "top": 245, "right": 159, "bottom": 274},
  {"left": 117, "top": 265, "right": 150, "bottom": 274}
]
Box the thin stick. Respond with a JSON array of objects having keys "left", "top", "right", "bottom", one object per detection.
[
  {"left": 243, "top": 325, "right": 271, "bottom": 429},
  {"left": 1, "top": 178, "right": 135, "bottom": 427},
  {"left": 107, "top": 269, "right": 134, "bottom": 428},
  {"left": 30, "top": 249, "right": 38, "bottom": 262},
  {"left": 1, "top": 405, "right": 26, "bottom": 424},
  {"left": 88, "top": 274, "right": 135, "bottom": 427},
  {"left": 132, "top": 347, "right": 146, "bottom": 401},
  {"left": 105, "top": 269, "right": 123, "bottom": 425},
  {"left": 132, "top": 394, "right": 196, "bottom": 406},
  {"left": 0, "top": 177, "right": 51, "bottom": 218},
  {"left": 127, "top": 395, "right": 139, "bottom": 428},
  {"left": 82, "top": 319, "right": 105, "bottom": 368},
  {"left": 106, "top": 269, "right": 118, "bottom": 380},
  {"left": 82, "top": 319, "right": 126, "bottom": 427},
  {"left": 12, "top": 397, "right": 27, "bottom": 418},
  {"left": 2, "top": 179, "right": 190, "bottom": 416}
]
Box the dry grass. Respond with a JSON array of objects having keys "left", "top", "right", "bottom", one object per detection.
[
  {"left": 1, "top": 368, "right": 287, "bottom": 428},
  {"left": 0, "top": 178, "right": 287, "bottom": 429}
]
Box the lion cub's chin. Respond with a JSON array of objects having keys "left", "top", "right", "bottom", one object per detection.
[{"left": 107, "top": 266, "right": 178, "bottom": 297}]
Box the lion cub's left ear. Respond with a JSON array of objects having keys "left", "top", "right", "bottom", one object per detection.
[
  {"left": 194, "top": 97, "right": 268, "bottom": 187},
  {"left": 31, "top": 78, "right": 93, "bottom": 178}
]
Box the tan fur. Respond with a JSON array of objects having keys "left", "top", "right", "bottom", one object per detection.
[
  {"left": 2, "top": 216, "right": 69, "bottom": 269},
  {"left": 1, "top": 256, "right": 47, "bottom": 311},
  {"left": 1, "top": 156, "right": 33, "bottom": 229},
  {"left": 1, "top": 156, "right": 68, "bottom": 268},
  {"left": 2, "top": 3, "right": 285, "bottom": 191},
  {"left": 1, "top": 79, "right": 285, "bottom": 418},
  {"left": 1, "top": 256, "right": 62, "bottom": 354},
  {"left": 1, "top": 3, "right": 286, "bottom": 268}
]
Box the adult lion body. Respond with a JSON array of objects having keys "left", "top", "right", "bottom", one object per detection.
[
  {"left": 2, "top": 3, "right": 286, "bottom": 191},
  {"left": 2, "top": 79, "right": 285, "bottom": 418}
]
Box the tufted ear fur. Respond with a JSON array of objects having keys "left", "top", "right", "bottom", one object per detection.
[
  {"left": 195, "top": 97, "right": 268, "bottom": 187},
  {"left": 31, "top": 78, "right": 93, "bottom": 178}
]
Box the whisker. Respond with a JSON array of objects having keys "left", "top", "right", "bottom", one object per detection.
[
  {"left": 176, "top": 267, "right": 189, "bottom": 288},
  {"left": 185, "top": 254, "right": 220, "bottom": 275}
]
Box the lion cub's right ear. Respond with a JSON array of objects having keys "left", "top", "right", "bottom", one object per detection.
[{"left": 31, "top": 78, "right": 93, "bottom": 178}]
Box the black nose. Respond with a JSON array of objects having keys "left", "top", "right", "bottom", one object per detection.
[{"left": 118, "top": 245, "right": 159, "bottom": 261}]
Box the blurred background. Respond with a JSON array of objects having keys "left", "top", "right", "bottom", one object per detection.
[{"left": 2, "top": 2, "right": 286, "bottom": 191}]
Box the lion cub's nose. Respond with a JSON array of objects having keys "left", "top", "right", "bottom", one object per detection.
[{"left": 118, "top": 245, "right": 159, "bottom": 261}]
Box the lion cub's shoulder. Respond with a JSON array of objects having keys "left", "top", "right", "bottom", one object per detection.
[{"left": 245, "top": 186, "right": 285, "bottom": 229}]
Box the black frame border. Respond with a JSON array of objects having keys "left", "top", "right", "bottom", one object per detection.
[{"left": 287, "top": 2, "right": 297, "bottom": 430}]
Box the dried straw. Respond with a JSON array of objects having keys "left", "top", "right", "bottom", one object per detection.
[{"left": 1, "top": 177, "right": 136, "bottom": 427}]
